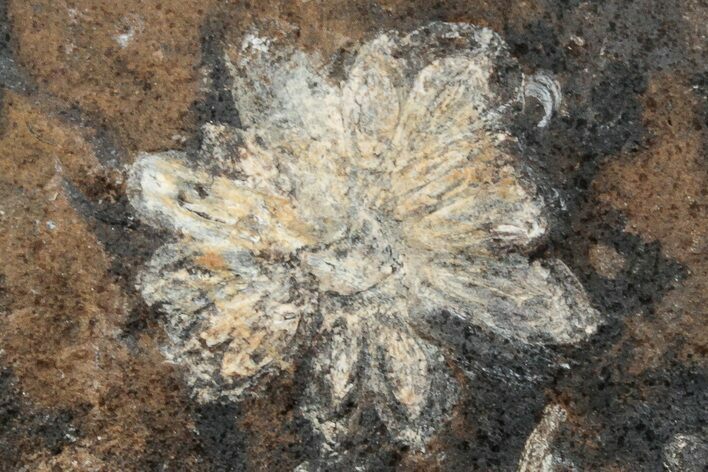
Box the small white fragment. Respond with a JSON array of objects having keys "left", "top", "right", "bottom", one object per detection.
[
  {"left": 569, "top": 35, "right": 585, "bottom": 47},
  {"left": 518, "top": 404, "right": 568, "bottom": 472},
  {"left": 114, "top": 31, "right": 134, "bottom": 48},
  {"left": 113, "top": 15, "right": 143, "bottom": 49},
  {"left": 524, "top": 72, "right": 562, "bottom": 128},
  {"left": 46, "top": 220, "right": 57, "bottom": 230},
  {"left": 241, "top": 33, "right": 271, "bottom": 54},
  {"left": 293, "top": 462, "right": 313, "bottom": 472},
  {"left": 67, "top": 8, "right": 80, "bottom": 24}
]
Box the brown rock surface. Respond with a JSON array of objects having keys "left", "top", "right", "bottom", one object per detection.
[
  {"left": 0, "top": 93, "right": 202, "bottom": 469},
  {"left": 8, "top": 0, "right": 214, "bottom": 152}
]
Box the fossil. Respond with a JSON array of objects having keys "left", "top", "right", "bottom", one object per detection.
[{"left": 128, "top": 22, "right": 600, "bottom": 450}]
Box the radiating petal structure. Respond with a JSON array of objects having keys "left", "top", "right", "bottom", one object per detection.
[{"left": 128, "top": 22, "right": 601, "bottom": 450}]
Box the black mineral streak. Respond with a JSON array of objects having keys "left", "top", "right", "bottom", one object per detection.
[{"left": 0, "top": 369, "right": 81, "bottom": 466}]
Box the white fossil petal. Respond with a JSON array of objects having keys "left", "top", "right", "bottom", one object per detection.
[
  {"left": 303, "top": 300, "right": 457, "bottom": 448},
  {"left": 138, "top": 243, "right": 312, "bottom": 401},
  {"left": 397, "top": 155, "right": 548, "bottom": 254},
  {"left": 301, "top": 309, "right": 363, "bottom": 445},
  {"left": 342, "top": 33, "right": 404, "bottom": 167},
  {"left": 226, "top": 46, "right": 354, "bottom": 239},
  {"left": 372, "top": 45, "right": 546, "bottom": 254},
  {"left": 127, "top": 152, "right": 315, "bottom": 254},
  {"left": 390, "top": 55, "right": 496, "bottom": 169},
  {"left": 371, "top": 319, "right": 434, "bottom": 423},
  {"left": 235, "top": 128, "right": 350, "bottom": 243},
  {"left": 384, "top": 54, "right": 505, "bottom": 218},
  {"left": 412, "top": 254, "right": 599, "bottom": 345},
  {"left": 368, "top": 310, "right": 458, "bottom": 447},
  {"left": 229, "top": 47, "right": 347, "bottom": 155},
  {"left": 318, "top": 313, "right": 363, "bottom": 408},
  {"left": 663, "top": 433, "right": 708, "bottom": 472}
]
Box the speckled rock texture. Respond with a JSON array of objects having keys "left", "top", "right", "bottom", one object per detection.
[{"left": 0, "top": 1, "right": 706, "bottom": 471}]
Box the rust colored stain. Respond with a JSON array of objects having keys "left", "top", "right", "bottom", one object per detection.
[
  {"left": 596, "top": 75, "right": 707, "bottom": 372},
  {"left": 0, "top": 95, "right": 203, "bottom": 469},
  {"left": 597, "top": 77, "right": 705, "bottom": 266},
  {"left": 9, "top": 0, "right": 214, "bottom": 152},
  {"left": 0, "top": 92, "right": 103, "bottom": 192}
]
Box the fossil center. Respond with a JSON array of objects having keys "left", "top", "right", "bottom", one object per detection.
[{"left": 299, "top": 213, "right": 399, "bottom": 296}]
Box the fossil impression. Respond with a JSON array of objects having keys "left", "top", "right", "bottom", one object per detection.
[{"left": 128, "top": 22, "right": 600, "bottom": 449}]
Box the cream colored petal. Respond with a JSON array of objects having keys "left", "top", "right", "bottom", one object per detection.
[
  {"left": 375, "top": 324, "right": 431, "bottom": 420},
  {"left": 342, "top": 33, "right": 404, "bottom": 168},
  {"left": 139, "top": 243, "right": 243, "bottom": 331},
  {"left": 228, "top": 46, "right": 347, "bottom": 155},
  {"left": 386, "top": 23, "right": 517, "bottom": 175},
  {"left": 217, "top": 298, "right": 301, "bottom": 380},
  {"left": 301, "top": 310, "right": 363, "bottom": 445},
  {"left": 313, "top": 312, "right": 362, "bottom": 408},
  {"left": 365, "top": 310, "right": 458, "bottom": 447},
  {"left": 663, "top": 434, "right": 708, "bottom": 472},
  {"left": 128, "top": 152, "right": 315, "bottom": 254},
  {"left": 200, "top": 254, "right": 304, "bottom": 382},
  {"left": 360, "top": 29, "right": 544, "bottom": 254},
  {"left": 236, "top": 128, "right": 350, "bottom": 243},
  {"left": 398, "top": 143, "right": 547, "bottom": 254},
  {"left": 138, "top": 243, "right": 311, "bottom": 400},
  {"left": 517, "top": 404, "right": 568, "bottom": 472},
  {"left": 389, "top": 54, "right": 499, "bottom": 174},
  {"left": 228, "top": 50, "right": 353, "bottom": 241},
  {"left": 410, "top": 254, "right": 600, "bottom": 345},
  {"left": 220, "top": 300, "right": 300, "bottom": 379},
  {"left": 377, "top": 55, "right": 544, "bottom": 253},
  {"left": 302, "top": 301, "right": 457, "bottom": 448}
]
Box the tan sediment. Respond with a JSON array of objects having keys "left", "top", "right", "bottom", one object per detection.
[
  {"left": 8, "top": 0, "right": 215, "bottom": 152},
  {"left": 596, "top": 74, "right": 707, "bottom": 372},
  {"left": 0, "top": 93, "right": 202, "bottom": 468},
  {"left": 588, "top": 243, "right": 626, "bottom": 279}
]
